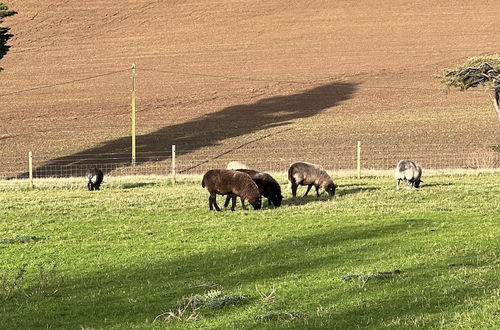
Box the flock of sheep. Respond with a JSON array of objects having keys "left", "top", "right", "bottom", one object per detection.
[
  {"left": 200, "top": 159, "right": 423, "bottom": 211},
  {"left": 84, "top": 159, "right": 422, "bottom": 211}
]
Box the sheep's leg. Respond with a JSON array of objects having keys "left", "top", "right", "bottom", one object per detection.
[
  {"left": 291, "top": 181, "right": 298, "bottom": 197},
  {"left": 304, "top": 184, "right": 313, "bottom": 196},
  {"left": 223, "top": 195, "right": 232, "bottom": 208},
  {"left": 87, "top": 183, "right": 92, "bottom": 191},
  {"left": 315, "top": 185, "right": 320, "bottom": 197},
  {"left": 241, "top": 199, "right": 248, "bottom": 210},
  {"left": 396, "top": 179, "right": 400, "bottom": 190},
  {"left": 212, "top": 196, "right": 221, "bottom": 211},
  {"left": 208, "top": 196, "right": 214, "bottom": 210},
  {"left": 231, "top": 195, "right": 237, "bottom": 211}
]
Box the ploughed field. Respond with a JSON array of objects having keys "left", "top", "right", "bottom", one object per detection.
[
  {"left": 0, "top": 173, "right": 499, "bottom": 328},
  {"left": 1, "top": 0, "right": 500, "bottom": 178}
]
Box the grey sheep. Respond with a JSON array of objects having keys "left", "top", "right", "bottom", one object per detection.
[
  {"left": 288, "top": 162, "right": 337, "bottom": 197},
  {"left": 202, "top": 169, "right": 262, "bottom": 211},
  {"left": 86, "top": 168, "right": 104, "bottom": 191},
  {"left": 395, "top": 160, "right": 423, "bottom": 189},
  {"left": 224, "top": 169, "right": 283, "bottom": 208}
]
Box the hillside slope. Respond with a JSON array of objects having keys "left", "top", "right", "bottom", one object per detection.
[{"left": 1, "top": 0, "right": 499, "bottom": 177}]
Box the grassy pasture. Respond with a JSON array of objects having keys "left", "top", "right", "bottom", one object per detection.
[{"left": 0, "top": 173, "right": 499, "bottom": 329}]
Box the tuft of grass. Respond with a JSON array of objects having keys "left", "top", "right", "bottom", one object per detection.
[
  {"left": 1, "top": 264, "right": 64, "bottom": 300},
  {"left": 254, "top": 311, "right": 308, "bottom": 322},
  {"left": 341, "top": 270, "right": 402, "bottom": 287},
  {"left": 155, "top": 290, "right": 248, "bottom": 323},
  {"left": 0, "top": 235, "right": 43, "bottom": 244}
]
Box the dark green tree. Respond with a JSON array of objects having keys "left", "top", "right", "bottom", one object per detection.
[
  {"left": 438, "top": 55, "right": 500, "bottom": 123},
  {"left": 0, "top": 2, "right": 16, "bottom": 72}
]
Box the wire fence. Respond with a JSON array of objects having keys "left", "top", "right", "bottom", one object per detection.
[{"left": 2, "top": 143, "right": 499, "bottom": 181}]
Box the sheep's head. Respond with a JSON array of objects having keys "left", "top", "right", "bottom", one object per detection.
[
  {"left": 325, "top": 183, "right": 338, "bottom": 196},
  {"left": 413, "top": 179, "right": 423, "bottom": 188},
  {"left": 270, "top": 193, "right": 283, "bottom": 207},
  {"left": 250, "top": 196, "right": 262, "bottom": 210}
]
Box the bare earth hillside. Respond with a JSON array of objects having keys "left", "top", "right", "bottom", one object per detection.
[{"left": 1, "top": 0, "right": 499, "bottom": 178}]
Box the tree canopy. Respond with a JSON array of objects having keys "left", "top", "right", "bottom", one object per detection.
[
  {"left": 439, "top": 55, "right": 500, "bottom": 90},
  {"left": 438, "top": 55, "right": 500, "bottom": 123},
  {"left": 0, "top": 2, "right": 16, "bottom": 71}
]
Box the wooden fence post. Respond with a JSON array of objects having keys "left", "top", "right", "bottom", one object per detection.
[
  {"left": 357, "top": 141, "right": 361, "bottom": 179},
  {"left": 172, "top": 145, "right": 176, "bottom": 184},
  {"left": 131, "top": 64, "right": 137, "bottom": 166},
  {"left": 28, "top": 151, "right": 33, "bottom": 189}
]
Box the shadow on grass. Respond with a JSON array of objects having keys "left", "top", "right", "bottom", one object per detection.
[
  {"left": 281, "top": 195, "right": 335, "bottom": 206},
  {"left": 337, "top": 186, "right": 380, "bottom": 197},
  {"left": 3, "top": 219, "right": 494, "bottom": 329},
  {"left": 423, "top": 182, "right": 454, "bottom": 188},
  {"left": 338, "top": 183, "right": 368, "bottom": 188},
  {"left": 121, "top": 182, "right": 159, "bottom": 189}
]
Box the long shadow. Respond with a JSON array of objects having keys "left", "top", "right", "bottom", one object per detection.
[
  {"left": 423, "top": 182, "right": 454, "bottom": 187},
  {"left": 281, "top": 195, "right": 335, "bottom": 207},
  {"left": 5, "top": 219, "right": 495, "bottom": 328},
  {"left": 12, "top": 82, "right": 357, "bottom": 179},
  {"left": 337, "top": 186, "right": 380, "bottom": 197},
  {"left": 1, "top": 221, "right": 428, "bottom": 328}
]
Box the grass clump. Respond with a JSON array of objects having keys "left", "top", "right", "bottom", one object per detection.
[
  {"left": 1, "top": 264, "right": 64, "bottom": 300},
  {"left": 154, "top": 290, "right": 248, "bottom": 323},
  {"left": 0, "top": 235, "right": 43, "bottom": 244},
  {"left": 254, "top": 311, "right": 308, "bottom": 322},
  {"left": 341, "top": 269, "right": 402, "bottom": 288}
]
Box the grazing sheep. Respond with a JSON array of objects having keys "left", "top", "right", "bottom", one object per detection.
[
  {"left": 224, "top": 169, "right": 283, "bottom": 208},
  {"left": 395, "top": 160, "right": 423, "bottom": 189},
  {"left": 202, "top": 169, "right": 261, "bottom": 211},
  {"left": 226, "top": 161, "right": 248, "bottom": 170},
  {"left": 288, "top": 162, "right": 337, "bottom": 197},
  {"left": 86, "top": 168, "right": 104, "bottom": 191}
]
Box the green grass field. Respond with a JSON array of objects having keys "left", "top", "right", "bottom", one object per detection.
[{"left": 1, "top": 173, "right": 499, "bottom": 329}]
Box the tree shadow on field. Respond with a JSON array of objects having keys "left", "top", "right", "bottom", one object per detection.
[
  {"left": 4, "top": 219, "right": 494, "bottom": 329},
  {"left": 11, "top": 82, "right": 357, "bottom": 179}
]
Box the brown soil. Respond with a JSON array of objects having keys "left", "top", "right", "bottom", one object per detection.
[{"left": 1, "top": 0, "right": 499, "bottom": 177}]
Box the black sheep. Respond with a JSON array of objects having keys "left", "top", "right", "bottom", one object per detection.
[
  {"left": 224, "top": 169, "right": 282, "bottom": 208},
  {"left": 86, "top": 168, "right": 104, "bottom": 191},
  {"left": 202, "top": 169, "right": 261, "bottom": 211}
]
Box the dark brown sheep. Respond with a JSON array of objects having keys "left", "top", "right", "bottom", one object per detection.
[
  {"left": 288, "top": 162, "right": 337, "bottom": 197},
  {"left": 223, "top": 169, "right": 283, "bottom": 208},
  {"left": 202, "top": 169, "right": 262, "bottom": 211}
]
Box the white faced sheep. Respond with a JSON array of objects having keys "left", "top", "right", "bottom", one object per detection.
[
  {"left": 288, "top": 162, "right": 337, "bottom": 197},
  {"left": 202, "top": 169, "right": 262, "bottom": 211},
  {"left": 223, "top": 169, "right": 283, "bottom": 208},
  {"left": 226, "top": 161, "right": 248, "bottom": 170},
  {"left": 395, "top": 160, "right": 423, "bottom": 189},
  {"left": 86, "top": 168, "right": 104, "bottom": 191}
]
